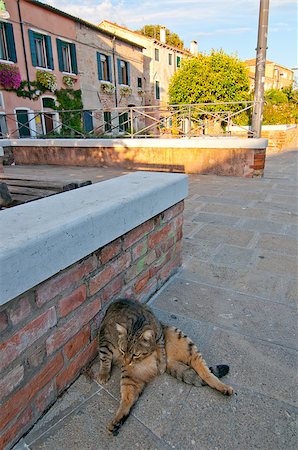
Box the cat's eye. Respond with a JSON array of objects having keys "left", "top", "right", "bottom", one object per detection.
[{"left": 133, "top": 353, "right": 142, "bottom": 359}]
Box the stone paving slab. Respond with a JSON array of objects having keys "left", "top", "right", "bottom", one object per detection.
[{"left": 16, "top": 150, "right": 298, "bottom": 450}]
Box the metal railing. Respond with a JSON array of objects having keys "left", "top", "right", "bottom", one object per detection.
[{"left": 0, "top": 102, "right": 254, "bottom": 139}]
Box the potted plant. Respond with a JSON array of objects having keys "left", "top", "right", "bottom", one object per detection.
[
  {"left": 36, "top": 70, "right": 57, "bottom": 92},
  {"left": 0, "top": 64, "right": 21, "bottom": 90}
]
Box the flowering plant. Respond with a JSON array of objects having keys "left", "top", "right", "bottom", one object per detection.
[
  {"left": 137, "top": 88, "right": 145, "bottom": 96},
  {"left": 101, "top": 81, "right": 115, "bottom": 94},
  {"left": 36, "top": 70, "right": 57, "bottom": 92},
  {"left": 62, "top": 75, "right": 76, "bottom": 88},
  {"left": 0, "top": 64, "right": 21, "bottom": 89},
  {"left": 119, "top": 85, "right": 132, "bottom": 97}
]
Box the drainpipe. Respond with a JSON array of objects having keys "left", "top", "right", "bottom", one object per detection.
[
  {"left": 17, "top": 0, "right": 31, "bottom": 97},
  {"left": 112, "top": 36, "right": 118, "bottom": 107}
]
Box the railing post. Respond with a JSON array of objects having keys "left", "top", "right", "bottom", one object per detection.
[{"left": 130, "top": 108, "right": 134, "bottom": 138}]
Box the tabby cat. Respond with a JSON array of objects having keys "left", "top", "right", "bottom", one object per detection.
[{"left": 91, "top": 298, "right": 233, "bottom": 435}]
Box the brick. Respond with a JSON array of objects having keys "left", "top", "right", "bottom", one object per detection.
[
  {"left": 36, "top": 255, "right": 97, "bottom": 306},
  {"left": 0, "top": 352, "right": 63, "bottom": 432},
  {"left": 26, "top": 345, "right": 46, "bottom": 369},
  {"left": 134, "top": 270, "right": 150, "bottom": 294},
  {"left": 148, "top": 222, "right": 173, "bottom": 249},
  {"left": 132, "top": 239, "right": 148, "bottom": 261},
  {"left": 0, "top": 365, "right": 24, "bottom": 403},
  {"left": 89, "top": 252, "right": 131, "bottom": 296},
  {"left": 162, "top": 201, "right": 184, "bottom": 223},
  {"left": 46, "top": 298, "right": 100, "bottom": 355},
  {"left": 100, "top": 238, "right": 122, "bottom": 264},
  {"left": 35, "top": 381, "right": 56, "bottom": 414},
  {"left": 64, "top": 324, "right": 90, "bottom": 360},
  {"left": 123, "top": 219, "right": 154, "bottom": 250},
  {"left": 125, "top": 250, "right": 156, "bottom": 283},
  {"left": 0, "top": 310, "right": 8, "bottom": 332},
  {"left": 155, "top": 236, "right": 175, "bottom": 258},
  {"left": 56, "top": 339, "right": 97, "bottom": 393},
  {"left": 0, "top": 406, "right": 33, "bottom": 450},
  {"left": 100, "top": 274, "right": 123, "bottom": 304},
  {"left": 58, "top": 285, "right": 87, "bottom": 318},
  {"left": 0, "top": 307, "right": 57, "bottom": 371},
  {"left": 9, "top": 295, "right": 31, "bottom": 326},
  {"left": 159, "top": 252, "right": 182, "bottom": 282}
]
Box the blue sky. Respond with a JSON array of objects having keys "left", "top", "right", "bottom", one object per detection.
[{"left": 43, "top": 0, "right": 297, "bottom": 70}]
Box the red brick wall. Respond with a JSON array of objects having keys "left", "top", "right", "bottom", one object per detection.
[
  {"left": 10, "top": 145, "right": 265, "bottom": 177},
  {"left": 0, "top": 201, "right": 183, "bottom": 449}
]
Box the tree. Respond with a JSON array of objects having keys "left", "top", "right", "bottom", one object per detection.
[
  {"left": 168, "top": 50, "right": 250, "bottom": 107},
  {"left": 136, "top": 25, "right": 184, "bottom": 49}
]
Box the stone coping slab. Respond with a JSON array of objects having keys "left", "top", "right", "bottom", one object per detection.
[
  {"left": 0, "top": 171, "right": 188, "bottom": 305},
  {"left": 1, "top": 137, "right": 268, "bottom": 149}
]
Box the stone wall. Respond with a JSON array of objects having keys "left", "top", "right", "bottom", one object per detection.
[
  {"left": 0, "top": 172, "right": 187, "bottom": 449},
  {"left": 5, "top": 137, "right": 268, "bottom": 178}
]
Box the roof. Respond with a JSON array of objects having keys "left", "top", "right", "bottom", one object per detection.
[
  {"left": 244, "top": 58, "right": 293, "bottom": 72},
  {"left": 26, "top": 0, "right": 145, "bottom": 49},
  {"left": 99, "top": 20, "right": 190, "bottom": 55}
]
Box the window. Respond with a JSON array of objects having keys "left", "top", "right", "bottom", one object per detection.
[
  {"left": 83, "top": 111, "right": 93, "bottom": 133},
  {"left": 56, "top": 39, "right": 78, "bottom": 74},
  {"left": 0, "top": 92, "right": 3, "bottom": 108},
  {"left": 119, "top": 112, "right": 129, "bottom": 132},
  {"left": 177, "top": 56, "right": 181, "bottom": 68},
  {"left": 168, "top": 53, "right": 172, "bottom": 66},
  {"left": 137, "top": 77, "right": 142, "bottom": 88},
  {"left": 117, "top": 59, "right": 130, "bottom": 85},
  {"left": 104, "top": 111, "right": 112, "bottom": 133},
  {"left": 0, "top": 22, "right": 17, "bottom": 62},
  {"left": 97, "top": 52, "right": 112, "bottom": 82},
  {"left": 28, "top": 30, "right": 53, "bottom": 69},
  {"left": 0, "top": 114, "right": 8, "bottom": 137},
  {"left": 155, "top": 48, "right": 159, "bottom": 61},
  {"left": 155, "top": 81, "right": 160, "bottom": 100},
  {"left": 42, "top": 97, "right": 55, "bottom": 109}
]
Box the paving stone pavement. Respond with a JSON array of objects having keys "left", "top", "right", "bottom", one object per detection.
[{"left": 15, "top": 150, "right": 297, "bottom": 450}]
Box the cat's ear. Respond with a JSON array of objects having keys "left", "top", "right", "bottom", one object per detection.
[
  {"left": 116, "top": 323, "right": 127, "bottom": 335},
  {"left": 142, "top": 329, "right": 154, "bottom": 341}
]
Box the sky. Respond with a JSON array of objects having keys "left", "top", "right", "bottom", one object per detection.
[{"left": 42, "top": 0, "right": 297, "bottom": 70}]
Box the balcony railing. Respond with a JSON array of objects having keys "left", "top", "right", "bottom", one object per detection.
[{"left": 0, "top": 102, "right": 254, "bottom": 139}]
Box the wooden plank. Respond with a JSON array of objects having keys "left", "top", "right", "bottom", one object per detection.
[
  {"left": 8, "top": 185, "right": 58, "bottom": 197},
  {"left": 0, "top": 179, "right": 62, "bottom": 191}
]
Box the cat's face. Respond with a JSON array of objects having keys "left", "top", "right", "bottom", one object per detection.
[{"left": 116, "top": 323, "right": 155, "bottom": 365}]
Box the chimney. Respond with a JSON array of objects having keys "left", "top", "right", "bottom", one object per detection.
[
  {"left": 190, "top": 40, "right": 198, "bottom": 56},
  {"left": 160, "top": 26, "right": 166, "bottom": 43}
]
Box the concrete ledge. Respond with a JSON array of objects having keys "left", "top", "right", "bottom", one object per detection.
[
  {"left": 0, "top": 171, "right": 188, "bottom": 305},
  {"left": 1, "top": 137, "right": 268, "bottom": 149}
]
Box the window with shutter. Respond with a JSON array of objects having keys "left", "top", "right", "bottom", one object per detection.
[
  {"left": 56, "top": 39, "right": 77, "bottom": 74},
  {"left": 97, "top": 52, "right": 112, "bottom": 82},
  {"left": 0, "top": 21, "right": 17, "bottom": 62},
  {"left": 29, "top": 30, "right": 53, "bottom": 69},
  {"left": 118, "top": 59, "right": 130, "bottom": 86},
  {"left": 155, "top": 81, "right": 160, "bottom": 100}
]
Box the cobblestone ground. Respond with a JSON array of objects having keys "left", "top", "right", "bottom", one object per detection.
[{"left": 15, "top": 150, "right": 297, "bottom": 450}]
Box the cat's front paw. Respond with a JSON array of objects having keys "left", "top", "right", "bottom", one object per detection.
[
  {"left": 158, "top": 360, "right": 167, "bottom": 375},
  {"left": 96, "top": 371, "right": 110, "bottom": 385}
]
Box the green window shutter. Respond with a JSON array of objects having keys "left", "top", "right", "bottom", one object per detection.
[
  {"left": 70, "top": 43, "right": 78, "bottom": 74},
  {"left": 117, "top": 58, "right": 122, "bottom": 84},
  {"left": 28, "top": 30, "right": 37, "bottom": 67},
  {"left": 107, "top": 55, "right": 112, "bottom": 82},
  {"left": 126, "top": 62, "right": 130, "bottom": 86},
  {"left": 97, "top": 52, "right": 102, "bottom": 80},
  {"left": 45, "top": 35, "right": 54, "bottom": 69},
  {"left": 5, "top": 23, "right": 17, "bottom": 62},
  {"left": 56, "top": 39, "right": 64, "bottom": 71}
]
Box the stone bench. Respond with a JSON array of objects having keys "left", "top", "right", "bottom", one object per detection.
[{"left": 0, "top": 171, "right": 188, "bottom": 449}]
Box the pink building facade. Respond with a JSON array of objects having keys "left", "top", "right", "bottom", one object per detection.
[{"left": 0, "top": 0, "right": 144, "bottom": 138}]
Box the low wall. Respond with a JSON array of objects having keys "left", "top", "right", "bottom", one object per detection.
[
  {"left": 2, "top": 137, "right": 268, "bottom": 177},
  {"left": 0, "top": 172, "right": 187, "bottom": 449},
  {"left": 230, "top": 125, "right": 297, "bottom": 152}
]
